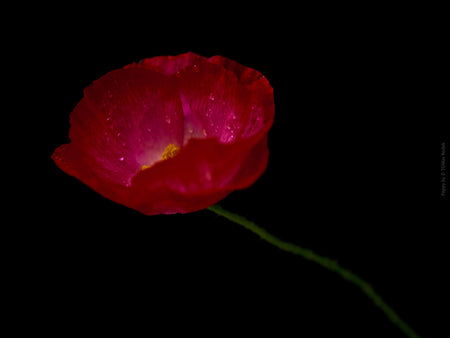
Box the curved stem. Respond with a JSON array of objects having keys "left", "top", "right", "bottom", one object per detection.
[{"left": 207, "top": 204, "right": 420, "bottom": 338}]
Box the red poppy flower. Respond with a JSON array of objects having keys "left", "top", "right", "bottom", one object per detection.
[{"left": 52, "top": 52, "right": 274, "bottom": 215}]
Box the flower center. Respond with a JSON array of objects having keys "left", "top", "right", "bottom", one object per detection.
[
  {"left": 141, "top": 144, "right": 180, "bottom": 170},
  {"left": 160, "top": 143, "right": 180, "bottom": 160}
]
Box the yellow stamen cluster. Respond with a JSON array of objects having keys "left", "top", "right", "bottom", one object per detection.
[
  {"left": 161, "top": 144, "right": 180, "bottom": 160},
  {"left": 141, "top": 144, "right": 180, "bottom": 171}
]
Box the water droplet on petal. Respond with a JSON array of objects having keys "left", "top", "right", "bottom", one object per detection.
[
  {"left": 209, "top": 93, "right": 215, "bottom": 101},
  {"left": 165, "top": 117, "right": 172, "bottom": 124},
  {"left": 146, "top": 127, "right": 152, "bottom": 133},
  {"left": 193, "top": 64, "right": 199, "bottom": 72},
  {"left": 119, "top": 157, "right": 124, "bottom": 162}
]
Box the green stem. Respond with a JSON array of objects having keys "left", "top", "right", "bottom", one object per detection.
[{"left": 207, "top": 204, "right": 420, "bottom": 338}]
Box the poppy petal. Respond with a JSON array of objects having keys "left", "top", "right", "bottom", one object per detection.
[
  {"left": 53, "top": 67, "right": 184, "bottom": 187},
  {"left": 128, "top": 135, "right": 268, "bottom": 215},
  {"left": 177, "top": 60, "right": 273, "bottom": 145},
  {"left": 208, "top": 55, "right": 265, "bottom": 85},
  {"left": 126, "top": 52, "right": 206, "bottom": 76}
]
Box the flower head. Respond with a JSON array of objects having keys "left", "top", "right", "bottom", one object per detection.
[{"left": 52, "top": 52, "right": 274, "bottom": 215}]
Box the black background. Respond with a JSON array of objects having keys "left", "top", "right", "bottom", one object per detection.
[{"left": 18, "top": 5, "right": 446, "bottom": 337}]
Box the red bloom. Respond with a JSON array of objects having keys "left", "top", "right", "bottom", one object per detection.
[{"left": 52, "top": 52, "right": 274, "bottom": 215}]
